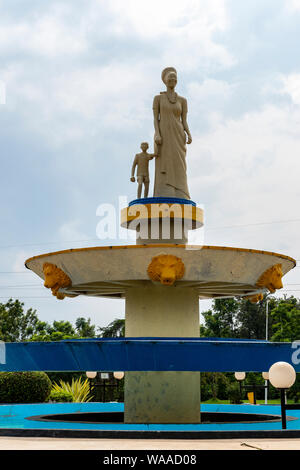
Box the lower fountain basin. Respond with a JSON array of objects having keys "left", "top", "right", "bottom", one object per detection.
[{"left": 27, "top": 410, "right": 289, "bottom": 425}]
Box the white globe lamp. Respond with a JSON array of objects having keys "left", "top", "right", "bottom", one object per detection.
[
  {"left": 113, "top": 371, "right": 125, "bottom": 380},
  {"left": 234, "top": 372, "right": 246, "bottom": 381},
  {"left": 86, "top": 371, "right": 97, "bottom": 379},
  {"left": 269, "top": 362, "right": 296, "bottom": 389}
]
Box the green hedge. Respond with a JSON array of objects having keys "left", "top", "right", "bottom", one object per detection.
[
  {"left": 49, "top": 390, "right": 73, "bottom": 403},
  {"left": 0, "top": 372, "right": 52, "bottom": 403}
]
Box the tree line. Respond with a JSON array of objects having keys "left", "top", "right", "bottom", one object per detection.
[
  {"left": 1, "top": 295, "right": 298, "bottom": 343},
  {"left": 0, "top": 295, "right": 299, "bottom": 402}
]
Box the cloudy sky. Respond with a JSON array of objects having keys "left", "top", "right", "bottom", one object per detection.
[{"left": 1, "top": 0, "right": 300, "bottom": 330}]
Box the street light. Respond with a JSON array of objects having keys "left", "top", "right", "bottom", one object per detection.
[
  {"left": 235, "top": 372, "right": 269, "bottom": 405},
  {"left": 269, "top": 362, "right": 296, "bottom": 389},
  {"left": 234, "top": 372, "right": 246, "bottom": 381},
  {"left": 262, "top": 371, "right": 269, "bottom": 404},
  {"left": 86, "top": 371, "right": 97, "bottom": 379},
  {"left": 269, "top": 361, "right": 297, "bottom": 429},
  {"left": 113, "top": 371, "right": 124, "bottom": 380}
]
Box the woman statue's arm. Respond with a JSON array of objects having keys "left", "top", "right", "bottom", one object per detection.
[
  {"left": 181, "top": 97, "right": 192, "bottom": 144},
  {"left": 153, "top": 95, "right": 162, "bottom": 145}
]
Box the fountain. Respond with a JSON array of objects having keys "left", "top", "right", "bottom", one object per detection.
[{"left": 23, "top": 67, "right": 296, "bottom": 425}]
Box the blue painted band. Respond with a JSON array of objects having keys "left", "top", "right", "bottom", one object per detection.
[
  {"left": 129, "top": 197, "right": 196, "bottom": 206},
  {"left": 0, "top": 338, "right": 298, "bottom": 373},
  {"left": 1, "top": 403, "right": 300, "bottom": 432}
]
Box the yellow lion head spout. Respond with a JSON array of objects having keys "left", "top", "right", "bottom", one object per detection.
[
  {"left": 43, "top": 262, "right": 72, "bottom": 298},
  {"left": 245, "top": 293, "right": 264, "bottom": 304},
  {"left": 256, "top": 263, "right": 283, "bottom": 294},
  {"left": 147, "top": 254, "right": 185, "bottom": 286}
]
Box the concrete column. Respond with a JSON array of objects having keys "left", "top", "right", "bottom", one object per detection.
[
  {"left": 124, "top": 285, "right": 200, "bottom": 423},
  {"left": 135, "top": 218, "right": 188, "bottom": 245}
]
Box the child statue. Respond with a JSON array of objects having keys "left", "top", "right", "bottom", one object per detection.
[{"left": 130, "top": 142, "right": 156, "bottom": 198}]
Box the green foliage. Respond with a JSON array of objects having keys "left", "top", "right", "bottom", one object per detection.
[
  {"left": 201, "top": 295, "right": 300, "bottom": 341},
  {"left": 227, "top": 383, "right": 242, "bottom": 404},
  {"left": 237, "top": 297, "right": 277, "bottom": 339},
  {"left": 270, "top": 297, "right": 300, "bottom": 342},
  {"left": 30, "top": 320, "right": 78, "bottom": 342},
  {"left": 47, "top": 371, "right": 85, "bottom": 385},
  {"left": 0, "top": 299, "right": 40, "bottom": 342},
  {"left": 75, "top": 317, "right": 96, "bottom": 337},
  {"left": 49, "top": 390, "right": 73, "bottom": 403},
  {"left": 98, "top": 318, "right": 125, "bottom": 337},
  {"left": 30, "top": 317, "right": 98, "bottom": 342},
  {"left": 0, "top": 372, "right": 51, "bottom": 403},
  {"left": 201, "top": 299, "right": 239, "bottom": 338},
  {"left": 51, "top": 377, "right": 92, "bottom": 402},
  {"left": 200, "top": 372, "right": 231, "bottom": 401},
  {"left": 292, "top": 392, "right": 300, "bottom": 403}
]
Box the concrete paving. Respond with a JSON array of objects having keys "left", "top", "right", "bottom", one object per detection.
[{"left": 0, "top": 437, "right": 300, "bottom": 450}]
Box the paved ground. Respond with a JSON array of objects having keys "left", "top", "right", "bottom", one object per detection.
[{"left": 0, "top": 437, "right": 300, "bottom": 450}]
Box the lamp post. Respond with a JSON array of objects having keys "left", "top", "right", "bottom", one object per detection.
[
  {"left": 269, "top": 362, "right": 297, "bottom": 429},
  {"left": 234, "top": 372, "right": 245, "bottom": 392},
  {"left": 86, "top": 371, "right": 124, "bottom": 402},
  {"left": 235, "top": 372, "right": 269, "bottom": 404},
  {"left": 86, "top": 371, "right": 97, "bottom": 401},
  {"left": 262, "top": 371, "right": 269, "bottom": 405},
  {"left": 113, "top": 371, "right": 124, "bottom": 380},
  {"left": 86, "top": 371, "right": 97, "bottom": 379},
  {"left": 234, "top": 372, "right": 246, "bottom": 401},
  {"left": 113, "top": 371, "right": 124, "bottom": 399}
]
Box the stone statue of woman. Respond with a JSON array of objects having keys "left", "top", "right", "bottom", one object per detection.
[{"left": 153, "top": 67, "right": 192, "bottom": 200}]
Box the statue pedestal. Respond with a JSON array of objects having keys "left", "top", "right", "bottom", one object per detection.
[
  {"left": 121, "top": 197, "right": 203, "bottom": 245},
  {"left": 124, "top": 285, "right": 200, "bottom": 424}
]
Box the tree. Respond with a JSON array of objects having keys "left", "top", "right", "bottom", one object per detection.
[
  {"left": 0, "top": 299, "right": 40, "bottom": 342},
  {"left": 201, "top": 296, "right": 280, "bottom": 340},
  {"left": 30, "top": 320, "right": 78, "bottom": 342},
  {"left": 270, "top": 296, "right": 300, "bottom": 342},
  {"left": 98, "top": 319, "right": 125, "bottom": 337},
  {"left": 235, "top": 296, "right": 277, "bottom": 339},
  {"left": 201, "top": 298, "right": 239, "bottom": 338},
  {"left": 75, "top": 317, "right": 96, "bottom": 338}
]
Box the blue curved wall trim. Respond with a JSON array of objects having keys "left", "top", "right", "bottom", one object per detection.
[
  {"left": 129, "top": 197, "right": 196, "bottom": 206},
  {"left": 0, "top": 338, "right": 299, "bottom": 373}
]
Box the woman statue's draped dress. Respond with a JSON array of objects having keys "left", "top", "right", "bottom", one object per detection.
[{"left": 153, "top": 69, "right": 191, "bottom": 200}]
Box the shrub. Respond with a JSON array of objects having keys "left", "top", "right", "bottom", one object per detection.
[
  {"left": 49, "top": 390, "right": 73, "bottom": 403},
  {"left": 0, "top": 372, "right": 52, "bottom": 403},
  {"left": 51, "top": 377, "right": 92, "bottom": 402},
  {"left": 227, "top": 383, "right": 242, "bottom": 404}
]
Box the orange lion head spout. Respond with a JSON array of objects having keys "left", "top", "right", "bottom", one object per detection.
[
  {"left": 245, "top": 293, "right": 264, "bottom": 304},
  {"left": 43, "top": 262, "right": 72, "bottom": 298},
  {"left": 256, "top": 263, "right": 283, "bottom": 294},
  {"left": 147, "top": 254, "right": 185, "bottom": 286}
]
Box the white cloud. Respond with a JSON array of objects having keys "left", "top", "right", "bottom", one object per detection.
[
  {"left": 188, "top": 101, "right": 300, "bottom": 263},
  {"left": 107, "top": 0, "right": 228, "bottom": 37},
  {"left": 13, "top": 250, "right": 33, "bottom": 273},
  {"left": 187, "top": 79, "right": 234, "bottom": 123},
  {"left": 0, "top": 15, "right": 87, "bottom": 57},
  {"left": 111, "top": 0, "right": 235, "bottom": 72},
  {"left": 59, "top": 219, "right": 90, "bottom": 243},
  {"left": 0, "top": 0, "right": 235, "bottom": 147},
  {"left": 281, "top": 73, "right": 300, "bottom": 105},
  {"left": 287, "top": 0, "right": 300, "bottom": 11}
]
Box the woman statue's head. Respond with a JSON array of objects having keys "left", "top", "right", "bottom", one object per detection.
[{"left": 161, "top": 67, "right": 177, "bottom": 89}]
